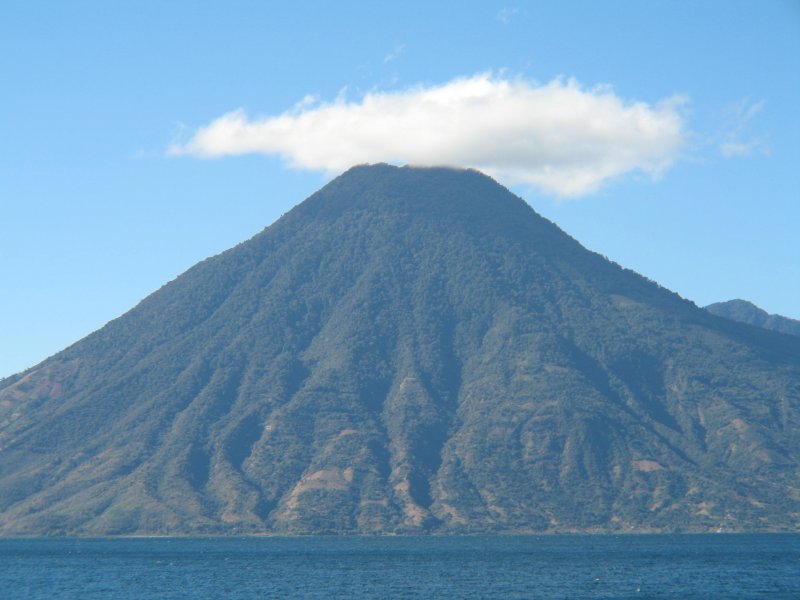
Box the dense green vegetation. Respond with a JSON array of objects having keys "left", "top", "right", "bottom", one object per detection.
[{"left": 1, "top": 164, "right": 799, "bottom": 535}]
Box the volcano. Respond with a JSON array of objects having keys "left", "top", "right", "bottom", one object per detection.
[{"left": 1, "top": 164, "right": 799, "bottom": 535}]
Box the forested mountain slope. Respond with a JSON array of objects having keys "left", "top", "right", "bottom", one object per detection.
[{"left": 1, "top": 165, "right": 799, "bottom": 535}]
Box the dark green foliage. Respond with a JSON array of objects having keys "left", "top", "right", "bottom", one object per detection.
[{"left": 1, "top": 164, "right": 799, "bottom": 535}]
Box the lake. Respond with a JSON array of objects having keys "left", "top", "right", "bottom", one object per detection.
[{"left": 1, "top": 534, "right": 798, "bottom": 598}]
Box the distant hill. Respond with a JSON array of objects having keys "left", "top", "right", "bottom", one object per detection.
[
  {"left": 706, "top": 299, "right": 800, "bottom": 338},
  {"left": 1, "top": 164, "right": 799, "bottom": 536}
]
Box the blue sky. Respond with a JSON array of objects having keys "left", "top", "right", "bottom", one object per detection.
[{"left": 1, "top": 0, "right": 798, "bottom": 378}]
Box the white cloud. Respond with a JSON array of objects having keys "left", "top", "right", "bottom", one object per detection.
[
  {"left": 169, "top": 74, "right": 687, "bottom": 198},
  {"left": 718, "top": 98, "right": 769, "bottom": 158},
  {"left": 496, "top": 8, "right": 519, "bottom": 24},
  {"left": 383, "top": 44, "right": 405, "bottom": 64},
  {"left": 720, "top": 140, "right": 769, "bottom": 158}
]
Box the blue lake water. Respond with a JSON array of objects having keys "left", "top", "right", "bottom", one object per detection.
[{"left": 1, "top": 534, "right": 798, "bottom": 599}]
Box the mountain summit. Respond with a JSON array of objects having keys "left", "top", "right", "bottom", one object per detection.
[
  {"left": 1, "top": 164, "right": 799, "bottom": 535},
  {"left": 706, "top": 299, "right": 800, "bottom": 338}
]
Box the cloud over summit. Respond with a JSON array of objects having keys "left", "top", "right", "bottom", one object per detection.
[{"left": 170, "top": 75, "right": 687, "bottom": 197}]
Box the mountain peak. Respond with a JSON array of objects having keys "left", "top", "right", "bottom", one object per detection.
[
  {"left": 1, "top": 168, "right": 799, "bottom": 535},
  {"left": 706, "top": 299, "right": 800, "bottom": 338},
  {"left": 307, "top": 163, "right": 521, "bottom": 217},
  {"left": 294, "top": 163, "right": 580, "bottom": 263}
]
